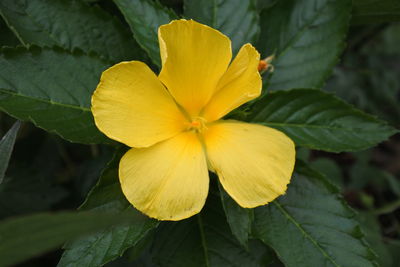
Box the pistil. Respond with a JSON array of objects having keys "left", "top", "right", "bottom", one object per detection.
[{"left": 187, "top": 117, "right": 207, "bottom": 133}]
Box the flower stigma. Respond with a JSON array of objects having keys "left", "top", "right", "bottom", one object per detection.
[{"left": 186, "top": 116, "right": 208, "bottom": 133}]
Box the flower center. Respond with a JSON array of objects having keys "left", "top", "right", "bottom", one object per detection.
[{"left": 186, "top": 116, "right": 207, "bottom": 133}]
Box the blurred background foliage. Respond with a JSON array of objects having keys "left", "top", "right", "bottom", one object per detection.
[
  {"left": 320, "top": 22, "right": 400, "bottom": 266},
  {"left": 0, "top": 0, "right": 399, "bottom": 266}
]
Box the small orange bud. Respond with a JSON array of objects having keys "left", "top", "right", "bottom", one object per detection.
[
  {"left": 258, "top": 60, "right": 268, "bottom": 72},
  {"left": 258, "top": 55, "right": 275, "bottom": 74}
]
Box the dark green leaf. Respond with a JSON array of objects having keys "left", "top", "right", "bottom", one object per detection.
[
  {"left": 0, "top": 16, "right": 20, "bottom": 46},
  {"left": 310, "top": 158, "right": 343, "bottom": 187},
  {"left": 352, "top": 0, "right": 400, "bottom": 24},
  {"left": 384, "top": 172, "right": 400, "bottom": 198},
  {"left": 58, "top": 150, "right": 158, "bottom": 267},
  {"left": 0, "top": 0, "right": 141, "bottom": 62},
  {"left": 0, "top": 121, "right": 20, "bottom": 184},
  {"left": 253, "top": 167, "right": 377, "bottom": 267},
  {"left": 0, "top": 135, "right": 69, "bottom": 219},
  {"left": 218, "top": 182, "right": 253, "bottom": 248},
  {"left": 152, "top": 192, "right": 269, "bottom": 267},
  {"left": 0, "top": 170, "right": 68, "bottom": 218},
  {"left": 184, "top": 0, "right": 259, "bottom": 54},
  {"left": 257, "top": 0, "right": 351, "bottom": 90},
  {"left": 357, "top": 212, "right": 393, "bottom": 267},
  {"left": 0, "top": 46, "right": 110, "bottom": 144},
  {"left": 248, "top": 89, "right": 398, "bottom": 152},
  {"left": 325, "top": 24, "right": 400, "bottom": 127},
  {"left": 348, "top": 151, "right": 388, "bottom": 190},
  {"left": 256, "top": 0, "right": 278, "bottom": 11},
  {"left": 0, "top": 210, "right": 145, "bottom": 267},
  {"left": 386, "top": 239, "right": 400, "bottom": 266},
  {"left": 73, "top": 149, "right": 114, "bottom": 200},
  {"left": 114, "top": 0, "right": 177, "bottom": 67}
]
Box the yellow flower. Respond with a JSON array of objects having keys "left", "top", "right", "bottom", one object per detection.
[{"left": 91, "top": 19, "right": 295, "bottom": 221}]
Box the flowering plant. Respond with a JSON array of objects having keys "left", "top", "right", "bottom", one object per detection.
[{"left": 0, "top": 0, "right": 398, "bottom": 266}]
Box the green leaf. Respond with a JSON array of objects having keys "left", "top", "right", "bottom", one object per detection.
[
  {"left": 310, "top": 158, "right": 343, "bottom": 187},
  {"left": 114, "top": 0, "right": 177, "bottom": 67},
  {"left": 257, "top": 0, "right": 351, "bottom": 91},
  {"left": 0, "top": 0, "right": 141, "bottom": 62},
  {"left": 0, "top": 210, "right": 145, "bottom": 267},
  {"left": 0, "top": 46, "right": 110, "bottom": 144},
  {"left": 218, "top": 182, "right": 253, "bottom": 248},
  {"left": 383, "top": 172, "right": 400, "bottom": 198},
  {"left": 256, "top": 0, "right": 278, "bottom": 11},
  {"left": 0, "top": 162, "right": 68, "bottom": 218},
  {"left": 386, "top": 239, "right": 400, "bottom": 266},
  {"left": 253, "top": 166, "right": 377, "bottom": 267},
  {"left": 357, "top": 212, "right": 393, "bottom": 267},
  {"left": 248, "top": 89, "right": 398, "bottom": 152},
  {"left": 352, "top": 0, "right": 400, "bottom": 24},
  {"left": 0, "top": 135, "right": 74, "bottom": 219},
  {"left": 151, "top": 192, "right": 269, "bottom": 267},
  {"left": 0, "top": 121, "right": 20, "bottom": 184},
  {"left": 0, "top": 15, "right": 20, "bottom": 46},
  {"left": 183, "top": 0, "right": 259, "bottom": 54},
  {"left": 58, "top": 150, "right": 158, "bottom": 267}
]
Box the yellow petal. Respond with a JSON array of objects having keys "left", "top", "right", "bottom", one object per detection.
[
  {"left": 204, "top": 121, "right": 295, "bottom": 208},
  {"left": 119, "top": 132, "right": 209, "bottom": 221},
  {"left": 158, "top": 19, "right": 232, "bottom": 115},
  {"left": 92, "top": 61, "right": 186, "bottom": 148},
  {"left": 202, "top": 44, "right": 261, "bottom": 121}
]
